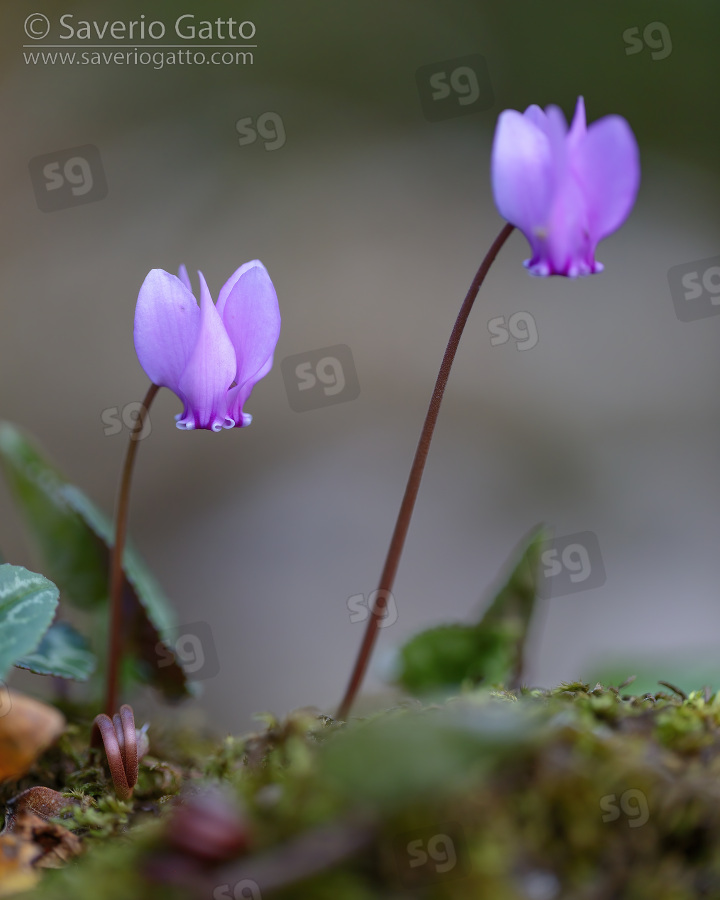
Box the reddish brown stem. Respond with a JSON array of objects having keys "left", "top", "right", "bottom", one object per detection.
[
  {"left": 104, "top": 383, "right": 159, "bottom": 716},
  {"left": 336, "top": 223, "right": 515, "bottom": 720}
]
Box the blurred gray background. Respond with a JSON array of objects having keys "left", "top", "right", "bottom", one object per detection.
[{"left": 1, "top": 1, "right": 719, "bottom": 732}]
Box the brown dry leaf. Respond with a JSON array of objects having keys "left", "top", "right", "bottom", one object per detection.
[
  {"left": 0, "top": 690, "right": 65, "bottom": 782},
  {"left": 5, "top": 810, "right": 82, "bottom": 869},
  {"left": 3, "top": 786, "right": 78, "bottom": 832},
  {"left": 0, "top": 832, "right": 40, "bottom": 896}
]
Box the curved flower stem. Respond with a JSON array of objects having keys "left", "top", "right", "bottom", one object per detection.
[
  {"left": 91, "top": 704, "right": 140, "bottom": 800},
  {"left": 336, "top": 223, "right": 515, "bottom": 720},
  {"left": 105, "top": 382, "right": 160, "bottom": 716}
]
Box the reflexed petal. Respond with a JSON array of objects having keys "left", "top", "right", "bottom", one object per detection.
[
  {"left": 176, "top": 272, "right": 237, "bottom": 431},
  {"left": 226, "top": 354, "right": 274, "bottom": 427},
  {"left": 491, "top": 110, "right": 554, "bottom": 237},
  {"left": 216, "top": 260, "right": 263, "bottom": 318},
  {"left": 220, "top": 261, "right": 281, "bottom": 389},
  {"left": 521, "top": 103, "right": 593, "bottom": 277},
  {"left": 178, "top": 264, "right": 193, "bottom": 293},
  {"left": 544, "top": 104, "right": 568, "bottom": 138},
  {"left": 543, "top": 105, "right": 570, "bottom": 184},
  {"left": 572, "top": 114, "right": 640, "bottom": 243},
  {"left": 567, "top": 96, "right": 587, "bottom": 151},
  {"left": 546, "top": 173, "right": 591, "bottom": 275},
  {"left": 134, "top": 269, "right": 200, "bottom": 393},
  {"left": 535, "top": 107, "right": 583, "bottom": 274},
  {"left": 523, "top": 104, "right": 547, "bottom": 131}
]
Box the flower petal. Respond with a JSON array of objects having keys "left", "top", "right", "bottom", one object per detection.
[
  {"left": 226, "top": 354, "right": 275, "bottom": 427},
  {"left": 216, "top": 260, "right": 263, "bottom": 318},
  {"left": 178, "top": 264, "right": 193, "bottom": 292},
  {"left": 494, "top": 96, "right": 638, "bottom": 278},
  {"left": 220, "top": 261, "right": 281, "bottom": 390},
  {"left": 176, "top": 272, "right": 237, "bottom": 431},
  {"left": 133, "top": 269, "right": 200, "bottom": 394},
  {"left": 538, "top": 105, "right": 590, "bottom": 275},
  {"left": 545, "top": 173, "right": 591, "bottom": 275},
  {"left": 571, "top": 114, "right": 640, "bottom": 243},
  {"left": 491, "top": 109, "right": 554, "bottom": 241},
  {"left": 567, "top": 96, "right": 586, "bottom": 151},
  {"left": 523, "top": 104, "right": 547, "bottom": 131}
]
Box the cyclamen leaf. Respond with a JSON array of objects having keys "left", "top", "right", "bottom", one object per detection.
[
  {"left": 396, "top": 623, "right": 516, "bottom": 695},
  {"left": 0, "top": 422, "right": 190, "bottom": 699},
  {"left": 15, "top": 621, "right": 96, "bottom": 681},
  {"left": 396, "top": 525, "right": 549, "bottom": 695},
  {"left": 59, "top": 484, "right": 189, "bottom": 698},
  {"left": 478, "top": 524, "right": 550, "bottom": 667},
  {"left": 0, "top": 564, "right": 59, "bottom": 680},
  {"left": 0, "top": 422, "right": 107, "bottom": 610}
]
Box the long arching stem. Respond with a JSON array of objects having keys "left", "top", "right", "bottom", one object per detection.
[
  {"left": 336, "top": 223, "right": 515, "bottom": 720},
  {"left": 104, "top": 382, "right": 160, "bottom": 715}
]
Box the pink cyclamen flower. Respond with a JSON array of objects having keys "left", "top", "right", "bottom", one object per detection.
[
  {"left": 134, "top": 261, "right": 280, "bottom": 430},
  {"left": 491, "top": 96, "right": 640, "bottom": 277}
]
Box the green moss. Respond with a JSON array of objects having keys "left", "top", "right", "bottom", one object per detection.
[{"left": 9, "top": 684, "right": 720, "bottom": 899}]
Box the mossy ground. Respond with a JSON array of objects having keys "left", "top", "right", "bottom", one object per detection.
[{"left": 6, "top": 682, "right": 720, "bottom": 899}]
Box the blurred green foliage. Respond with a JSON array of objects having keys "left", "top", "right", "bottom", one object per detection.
[
  {"left": 395, "top": 525, "right": 547, "bottom": 694},
  {"left": 16, "top": 683, "right": 720, "bottom": 899}
]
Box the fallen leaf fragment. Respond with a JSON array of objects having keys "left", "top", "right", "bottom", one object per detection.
[
  {"left": 5, "top": 810, "right": 82, "bottom": 869},
  {"left": 0, "top": 690, "right": 65, "bottom": 782},
  {"left": 0, "top": 832, "right": 39, "bottom": 895},
  {"left": 3, "top": 786, "right": 78, "bottom": 832}
]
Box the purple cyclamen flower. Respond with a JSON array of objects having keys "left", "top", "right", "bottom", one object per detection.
[
  {"left": 134, "top": 260, "right": 280, "bottom": 430},
  {"left": 491, "top": 96, "right": 640, "bottom": 277}
]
